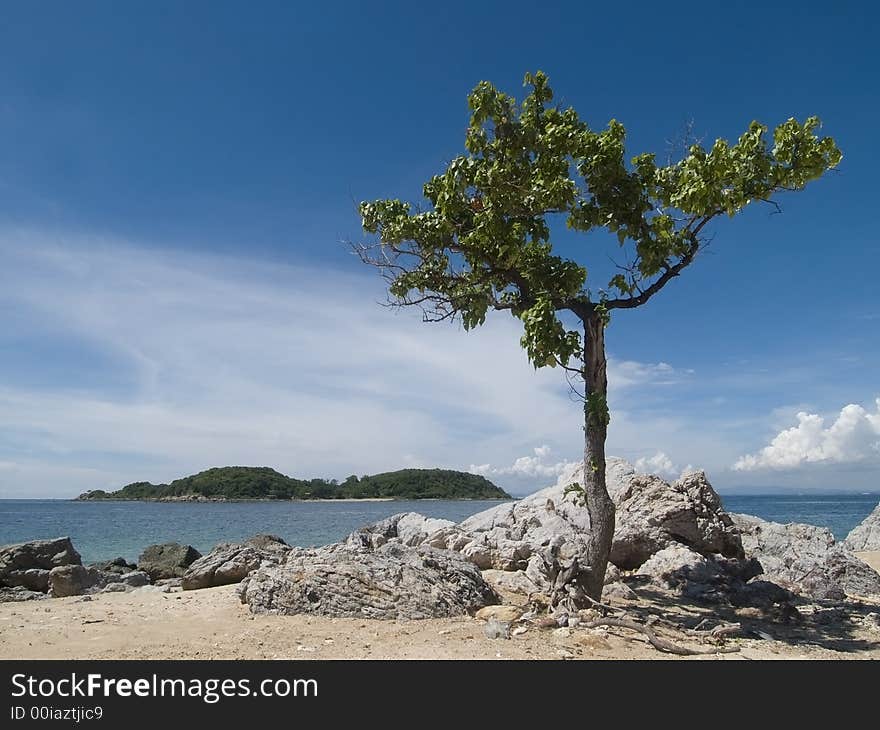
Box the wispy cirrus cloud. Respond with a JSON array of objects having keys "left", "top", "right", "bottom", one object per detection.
[{"left": 0, "top": 229, "right": 703, "bottom": 497}]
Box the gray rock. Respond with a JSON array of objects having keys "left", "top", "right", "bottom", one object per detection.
[
  {"left": 48, "top": 565, "right": 150, "bottom": 597},
  {"left": 480, "top": 569, "right": 541, "bottom": 596},
  {"left": 635, "top": 544, "right": 725, "bottom": 589},
  {"left": 90, "top": 557, "right": 137, "bottom": 575},
  {"left": 2, "top": 568, "right": 50, "bottom": 592},
  {"left": 0, "top": 586, "right": 48, "bottom": 602},
  {"left": 181, "top": 535, "right": 290, "bottom": 590},
  {"left": 138, "top": 542, "right": 201, "bottom": 581},
  {"left": 239, "top": 540, "right": 499, "bottom": 619},
  {"left": 484, "top": 618, "right": 510, "bottom": 639},
  {"left": 0, "top": 537, "right": 81, "bottom": 589},
  {"left": 606, "top": 468, "right": 744, "bottom": 569},
  {"left": 103, "top": 570, "right": 150, "bottom": 590},
  {"left": 601, "top": 581, "right": 639, "bottom": 601},
  {"left": 348, "top": 513, "right": 455, "bottom": 549},
  {"left": 48, "top": 565, "right": 102, "bottom": 597},
  {"left": 845, "top": 502, "right": 880, "bottom": 552},
  {"left": 244, "top": 534, "right": 289, "bottom": 550},
  {"left": 425, "top": 459, "right": 742, "bottom": 585},
  {"left": 732, "top": 513, "right": 880, "bottom": 600}
]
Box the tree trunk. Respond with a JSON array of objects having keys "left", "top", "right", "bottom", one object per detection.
[{"left": 581, "top": 312, "right": 615, "bottom": 601}]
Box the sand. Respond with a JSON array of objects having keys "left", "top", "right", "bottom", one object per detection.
[{"left": 2, "top": 583, "right": 879, "bottom": 661}]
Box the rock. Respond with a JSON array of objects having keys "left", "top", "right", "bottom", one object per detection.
[
  {"left": 48, "top": 564, "right": 149, "bottom": 598},
  {"left": 484, "top": 618, "right": 510, "bottom": 639},
  {"left": 732, "top": 513, "right": 880, "bottom": 600},
  {"left": 2, "top": 568, "right": 50, "bottom": 592},
  {"left": 138, "top": 543, "right": 201, "bottom": 581},
  {"left": 606, "top": 468, "right": 744, "bottom": 569},
  {"left": 429, "top": 459, "right": 742, "bottom": 587},
  {"left": 90, "top": 557, "right": 137, "bottom": 574},
  {"left": 239, "top": 540, "right": 499, "bottom": 620},
  {"left": 0, "top": 586, "right": 49, "bottom": 602},
  {"left": 480, "top": 569, "right": 541, "bottom": 596},
  {"left": 729, "top": 580, "right": 794, "bottom": 608},
  {"left": 578, "top": 631, "right": 612, "bottom": 651},
  {"left": 102, "top": 570, "right": 150, "bottom": 590},
  {"left": 0, "top": 538, "right": 81, "bottom": 590},
  {"left": 475, "top": 605, "right": 523, "bottom": 622},
  {"left": 633, "top": 543, "right": 781, "bottom": 605},
  {"left": 601, "top": 581, "right": 639, "bottom": 601},
  {"left": 635, "top": 545, "right": 724, "bottom": 589},
  {"left": 244, "top": 534, "right": 289, "bottom": 550},
  {"left": 603, "top": 563, "right": 622, "bottom": 585},
  {"left": 552, "top": 627, "right": 571, "bottom": 639},
  {"left": 48, "top": 565, "right": 102, "bottom": 597},
  {"left": 845, "top": 502, "right": 880, "bottom": 552},
  {"left": 181, "top": 535, "right": 290, "bottom": 591},
  {"left": 349, "top": 513, "right": 456, "bottom": 549}
]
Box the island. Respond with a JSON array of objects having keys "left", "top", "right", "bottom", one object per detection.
[{"left": 75, "top": 466, "right": 511, "bottom": 501}]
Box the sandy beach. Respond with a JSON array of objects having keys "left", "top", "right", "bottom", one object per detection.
[{"left": 3, "top": 555, "right": 879, "bottom": 661}]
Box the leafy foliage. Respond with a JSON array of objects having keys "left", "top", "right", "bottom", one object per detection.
[
  {"left": 358, "top": 71, "right": 841, "bottom": 369},
  {"left": 76, "top": 466, "right": 510, "bottom": 501}
]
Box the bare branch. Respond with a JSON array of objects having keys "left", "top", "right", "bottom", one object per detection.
[{"left": 581, "top": 617, "right": 740, "bottom": 656}]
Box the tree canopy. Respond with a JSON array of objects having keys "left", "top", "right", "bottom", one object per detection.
[
  {"left": 358, "top": 71, "right": 842, "bottom": 370},
  {"left": 76, "top": 466, "right": 510, "bottom": 501}
]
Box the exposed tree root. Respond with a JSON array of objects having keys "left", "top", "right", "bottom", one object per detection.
[{"left": 581, "top": 617, "right": 740, "bottom": 656}]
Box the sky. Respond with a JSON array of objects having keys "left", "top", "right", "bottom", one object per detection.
[{"left": 0, "top": 1, "right": 878, "bottom": 497}]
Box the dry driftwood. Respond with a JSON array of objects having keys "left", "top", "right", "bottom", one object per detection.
[{"left": 581, "top": 617, "right": 740, "bottom": 656}]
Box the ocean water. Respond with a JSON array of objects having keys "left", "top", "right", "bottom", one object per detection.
[
  {"left": 0, "top": 499, "right": 506, "bottom": 564},
  {"left": 720, "top": 493, "right": 878, "bottom": 542},
  {"left": 0, "top": 494, "right": 877, "bottom": 564}
]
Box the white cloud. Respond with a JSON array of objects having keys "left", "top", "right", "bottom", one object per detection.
[
  {"left": 470, "top": 445, "right": 576, "bottom": 480},
  {"left": 609, "top": 360, "right": 692, "bottom": 390},
  {"left": 634, "top": 451, "right": 679, "bottom": 477},
  {"left": 733, "top": 399, "right": 880, "bottom": 471},
  {"left": 0, "top": 229, "right": 708, "bottom": 498}
]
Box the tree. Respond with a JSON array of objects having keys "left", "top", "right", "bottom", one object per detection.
[{"left": 355, "top": 71, "right": 841, "bottom": 601}]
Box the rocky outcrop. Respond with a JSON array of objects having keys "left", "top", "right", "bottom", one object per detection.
[
  {"left": 48, "top": 565, "right": 150, "bottom": 597},
  {"left": 138, "top": 543, "right": 201, "bottom": 581},
  {"left": 0, "top": 537, "right": 81, "bottom": 594},
  {"left": 0, "top": 586, "right": 49, "bottom": 602},
  {"left": 557, "top": 461, "right": 742, "bottom": 568},
  {"left": 420, "top": 459, "right": 742, "bottom": 591},
  {"left": 347, "top": 513, "right": 455, "bottom": 549},
  {"left": 0, "top": 537, "right": 154, "bottom": 600},
  {"left": 0, "top": 537, "right": 82, "bottom": 586},
  {"left": 845, "top": 502, "right": 880, "bottom": 552},
  {"left": 181, "top": 535, "right": 290, "bottom": 590},
  {"left": 608, "top": 468, "right": 744, "bottom": 569},
  {"left": 732, "top": 513, "right": 880, "bottom": 600},
  {"left": 238, "top": 540, "right": 499, "bottom": 619}
]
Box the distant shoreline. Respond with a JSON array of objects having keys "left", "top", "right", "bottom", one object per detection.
[{"left": 70, "top": 496, "right": 513, "bottom": 504}]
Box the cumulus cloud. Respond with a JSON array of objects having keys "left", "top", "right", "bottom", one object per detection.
[
  {"left": 634, "top": 451, "right": 679, "bottom": 477},
  {"left": 470, "top": 445, "right": 576, "bottom": 480},
  {"left": 733, "top": 399, "right": 880, "bottom": 471}
]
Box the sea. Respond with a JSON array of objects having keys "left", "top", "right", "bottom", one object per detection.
[{"left": 0, "top": 494, "right": 878, "bottom": 564}]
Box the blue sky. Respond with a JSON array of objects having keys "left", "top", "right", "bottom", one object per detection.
[{"left": 0, "top": 2, "right": 878, "bottom": 497}]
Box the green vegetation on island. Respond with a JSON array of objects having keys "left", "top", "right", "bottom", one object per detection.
[{"left": 76, "top": 466, "right": 510, "bottom": 501}]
